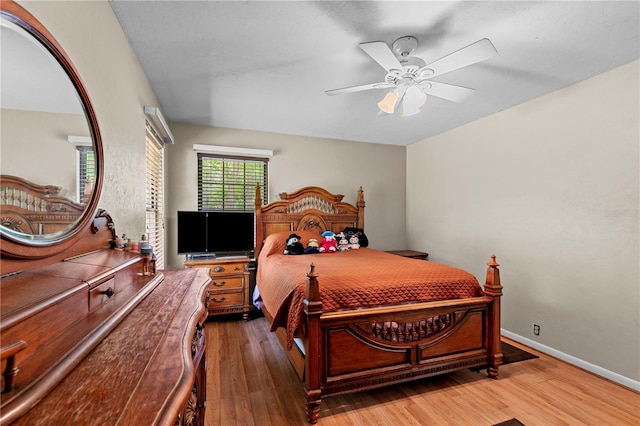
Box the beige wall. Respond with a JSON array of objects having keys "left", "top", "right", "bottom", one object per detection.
[
  {"left": 1, "top": 109, "right": 87, "bottom": 199},
  {"left": 165, "top": 124, "right": 406, "bottom": 268},
  {"left": 407, "top": 60, "right": 640, "bottom": 383}
]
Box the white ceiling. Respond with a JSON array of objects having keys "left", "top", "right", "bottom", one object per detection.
[{"left": 109, "top": 1, "right": 639, "bottom": 146}]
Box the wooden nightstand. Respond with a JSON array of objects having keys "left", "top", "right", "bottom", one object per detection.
[
  {"left": 184, "top": 256, "right": 251, "bottom": 319},
  {"left": 385, "top": 250, "right": 429, "bottom": 260}
]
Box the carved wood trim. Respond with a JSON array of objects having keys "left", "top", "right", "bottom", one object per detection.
[
  {"left": 322, "top": 356, "right": 487, "bottom": 396},
  {"left": 368, "top": 313, "right": 453, "bottom": 343}
]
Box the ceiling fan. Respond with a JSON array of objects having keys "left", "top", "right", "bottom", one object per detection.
[{"left": 325, "top": 36, "right": 497, "bottom": 117}]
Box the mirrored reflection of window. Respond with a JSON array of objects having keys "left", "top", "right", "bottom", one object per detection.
[{"left": 77, "top": 146, "right": 95, "bottom": 203}]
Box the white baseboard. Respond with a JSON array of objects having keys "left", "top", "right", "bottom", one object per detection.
[{"left": 501, "top": 329, "right": 640, "bottom": 392}]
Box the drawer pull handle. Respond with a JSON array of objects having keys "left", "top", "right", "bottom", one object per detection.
[
  {"left": 1, "top": 340, "right": 27, "bottom": 392},
  {"left": 213, "top": 266, "right": 224, "bottom": 273},
  {"left": 100, "top": 287, "right": 115, "bottom": 298},
  {"left": 212, "top": 297, "right": 226, "bottom": 303},
  {"left": 212, "top": 281, "right": 226, "bottom": 287}
]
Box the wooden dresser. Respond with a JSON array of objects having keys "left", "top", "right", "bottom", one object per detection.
[
  {"left": 0, "top": 2, "right": 211, "bottom": 423},
  {"left": 184, "top": 256, "right": 251, "bottom": 320},
  {"left": 0, "top": 214, "right": 211, "bottom": 425}
]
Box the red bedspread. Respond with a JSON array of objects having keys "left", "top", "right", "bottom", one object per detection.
[{"left": 257, "top": 230, "right": 484, "bottom": 349}]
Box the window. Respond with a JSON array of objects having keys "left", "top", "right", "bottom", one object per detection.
[
  {"left": 146, "top": 124, "right": 165, "bottom": 269},
  {"left": 77, "top": 146, "right": 95, "bottom": 203},
  {"left": 198, "top": 154, "right": 268, "bottom": 211}
]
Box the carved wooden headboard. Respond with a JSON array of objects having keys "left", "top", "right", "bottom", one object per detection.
[
  {"left": 254, "top": 185, "right": 365, "bottom": 257},
  {"left": 0, "top": 175, "right": 85, "bottom": 235}
]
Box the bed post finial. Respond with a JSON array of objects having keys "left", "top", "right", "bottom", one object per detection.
[
  {"left": 305, "top": 263, "right": 320, "bottom": 306},
  {"left": 484, "top": 254, "right": 503, "bottom": 378},
  {"left": 254, "top": 184, "right": 264, "bottom": 258},
  {"left": 485, "top": 255, "right": 501, "bottom": 293},
  {"left": 356, "top": 186, "right": 365, "bottom": 229},
  {"left": 255, "top": 183, "right": 262, "bottom": 208},
  {"left": 304, "top": 263, "right": 322, "bottom": 424}
]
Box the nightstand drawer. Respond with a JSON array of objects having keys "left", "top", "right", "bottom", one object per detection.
[
  {"left": 183, "top": 256, "right": 251, "bottom": 319},
  {"left": 209, "top": 262, "right": 246, "bottom": 275},
  {"left": 208, "top": 291, "right": 243, "bottom": 307},
  {"left": 209, "top": 276, "right": 243, "bottom": 290}
]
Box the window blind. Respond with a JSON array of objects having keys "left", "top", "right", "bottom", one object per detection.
[
  {"left": 77, "top": 146, "right": 95, "bottom": 203},
  {"left": 146, "top": 123, "right": 165, "bottom": 269},
  {"left": 197, "top": 154, "right": 268, "bottom": 211}
]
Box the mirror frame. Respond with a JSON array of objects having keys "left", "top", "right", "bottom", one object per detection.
[{"left": 0, "top": 0, "right": 103, "bottom": 260}]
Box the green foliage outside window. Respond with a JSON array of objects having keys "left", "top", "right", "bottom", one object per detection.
[{"left": 198, "top": 155, "right": 267, "bottom": 212}]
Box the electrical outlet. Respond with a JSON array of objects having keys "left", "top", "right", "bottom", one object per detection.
[{"left": 533, "top": 324, "right": 540, "bottom": 336}]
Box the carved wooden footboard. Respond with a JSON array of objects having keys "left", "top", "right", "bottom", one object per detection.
[{"left": 302, "top": 259, "right": 503, "bottom": 423}]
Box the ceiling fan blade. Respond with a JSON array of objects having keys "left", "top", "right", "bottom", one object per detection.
[
  {"left": 325, "top": 82, "right": 392, "bottom": 96},
  {"left": 359, "top": 41, "right": 403, "bottom": 72},
  {"left": 419, "top": 81, "right": 476, "bottom": 103},
  {"left": 420, "top": 38, "right": 497, "bottom": 79}
]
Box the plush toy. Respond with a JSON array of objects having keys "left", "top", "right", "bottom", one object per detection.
[
  {"left": 337, "top": 232, "right": 350, "bottom": 252},
  {"left": 305, "top": 238, "right": 320, "bottom": 254},
  {"left": 342, "top": 227, "right": 369, "bottom": 247},
  {"left": 349, "top": 234, "right": 360, "bottom": 249},
  {"left": 319, "top": 231, "right": 338, "bottom": 253},
  {"left": 283, "top": 233, "right": 305, "bottom": 255}
]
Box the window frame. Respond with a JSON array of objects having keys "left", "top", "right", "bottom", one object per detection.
[
  {"left": 145, "top": 123, "right": 165, "bottom": 269},
  {"left": 197, "top": 153, "right": 268, "bottom": 212}
]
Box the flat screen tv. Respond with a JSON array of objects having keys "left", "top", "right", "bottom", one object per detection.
[{"left": 177, "top": 211, "right": 254, "bottom": 255}]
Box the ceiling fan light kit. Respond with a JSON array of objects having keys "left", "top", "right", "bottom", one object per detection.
[
  {"left": 377, "top": 90, "right": 399, "bottom": 114},
  {"left": 402, "top": 85, "right": 427, "bottom": 117},
  {"left": 326, "top": 36, "right": 497, "bottom": 117}
]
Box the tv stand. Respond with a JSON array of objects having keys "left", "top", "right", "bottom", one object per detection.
[{"left": 183, "top": 255, "right": 251, "bottom": 319}]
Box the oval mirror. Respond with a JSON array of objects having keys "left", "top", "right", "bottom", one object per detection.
[{"left": 0, "top": 1, "right": 103, "bottom": 252}]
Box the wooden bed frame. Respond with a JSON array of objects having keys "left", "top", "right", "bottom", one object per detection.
[
  {"left": 0, "top": 175, "right": 85, "bottom": 235},
  {"left": 254, "top": 185, "right": 503, "bottom": 424}
]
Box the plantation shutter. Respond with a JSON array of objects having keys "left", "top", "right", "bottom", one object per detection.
[
  {"left": 77, "top": 146, "right": 96, "bottom": 203},
  {"left": 146, "top": 123, "right": 165, "bottom": 269},
  {"left": 197, "top": 154, "right": 268, "bottom": 212}
]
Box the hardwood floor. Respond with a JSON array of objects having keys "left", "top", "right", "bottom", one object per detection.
[{"left": 205, "top": 315, "right": 640, "bottom": 425}]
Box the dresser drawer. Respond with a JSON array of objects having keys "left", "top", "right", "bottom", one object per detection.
[
  {"left": 208, "top": 291, "right": 243, "bottom": 308},
  {"left": 209, "top": 262, "right": 246, "bottom": 275},
  {"left": 209, "top": 276, "right": 243, "bottom": 290},
  {"left": 88, "top": 278, "right": 116, "bottom": 311}
]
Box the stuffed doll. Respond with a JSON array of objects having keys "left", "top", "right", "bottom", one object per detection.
[
  {"left": 283, "top": 233, "right": 305, "bottom": 255},
  {"left": 349, "top": 233, "right": 360, "bottom": 249},
  {"left": 337, "top": 232, "right": 350, "bottom": 252},
  {"left": 319, "top": 231, "right": 337, "bottom": 253},
  {"left": 342, "top": 227, "right": 368, "bottom": 247},
  {"left": 305, "top": 238, "right": 320, "bottom": 254}
]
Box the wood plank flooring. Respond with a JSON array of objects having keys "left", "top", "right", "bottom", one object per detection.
[{"left": 205, "top": 316, "right": 640, "bottom": 425}]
